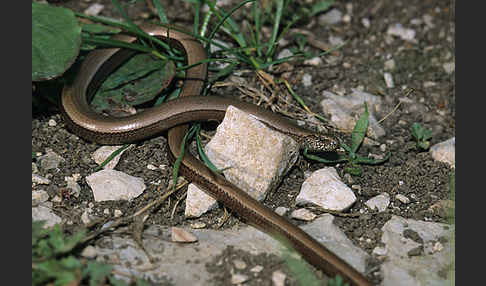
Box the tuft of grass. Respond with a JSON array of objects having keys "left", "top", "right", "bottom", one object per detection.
[
  {"left": 304, "top": 102, "right": 390, "bottom": 176},
  {"left": 32, "top": 220, "right": 151, "bottom": 286}
]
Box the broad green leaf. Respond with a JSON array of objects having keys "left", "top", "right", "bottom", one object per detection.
[
  {"left": 91, "top": 54, "right": 175, "bottom": 115},
  {"left": 32, "top": 3, "right": 81, "bottom": 81}
]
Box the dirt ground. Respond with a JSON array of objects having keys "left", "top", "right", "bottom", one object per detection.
[{"left": 32, "top": 1, "right": 455, "bottom": 285}]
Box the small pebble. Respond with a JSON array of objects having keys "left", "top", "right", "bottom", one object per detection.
[
  {"left": 48, "top": 119, "right": 57, "bottom": 127},
  {"left": 275, "top": 206, "right": 289, "bottom": 216},
  {"left": 384, "top": 72, "right": 394, "bottom": 88},
  {"left": 147, "top": 164, "right": 158, "bottom": 170},
  {"left": 231, "top": 273, "right": 248, "bottom": 284},
  {"left": 290, "top": 208, "right": 317, "bottom": 221},
  {"left": 233, "top": 259, "right": 247, "bottom": 270},
  {"left": 171, "top": 227, "right": 198, "bottom": 243},
  {"left": 272, "top": 270, "right": 287, "bottom": 286},
  {"left": 114, "top": 209, "right": 123, "bottom": 217},
  {"left": 395, "top": 194, "right": 410, "bottom": 204},
  {"left": 250, "top": 265, "right": 264, "bottom": 273}
]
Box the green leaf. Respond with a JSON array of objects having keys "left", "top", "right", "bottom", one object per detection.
[
  {"left": 90, "top": 54, "right": 175, "bottom": 114},
  {"left": 32, "top": 2, "right": 82, "bottom": 81},
  {"left": 84, "top": 261, "right": 112, "bottom": 286},
  {"left": 350, "top": 103, "right": 369, "bottom": 153},
  {"left": 310, "top": 0, "right": 335, "bottom": 17},
  {"left": 344, "top": 165, "right": 362, "bottom": 176}
]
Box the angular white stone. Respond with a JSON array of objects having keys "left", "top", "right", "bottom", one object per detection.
[
  {"left": 365, "top": 192, "right": 390, "bottom": 212},
  {"left": 290, "top": 208, "right": 317, "bottom": 221},
  {"left": 184, "top": 183, "right": 218, "bottom": 218},
  {"left": 377, "top": 215, "right": 454, "bottom": 286},
  {"left": 32, "top": 205, "right": 62, "bottom": 228},
  {"left": 32, "top": 190, "right": 49, "bottom": 206},
  {"left": 296, "top": 167, "right": 357, "bottom": 211},
  {"left": 92, "top": 145, "right": 130, "bottom": 170},
  {"left": 321, "top": 89, "right": 385, "bottom": 139},
  {"left": 429, "top": 137, "right": 455, "bottom": 167},
  {"left": 171, "top": 227, "right": 198, "bottom": 243},
  {"left": 32, "top": 174, "right": 51, "bottom": 185},
  {"left": 387, "top": 23, "right": 416, "bottom": 41},
  {"left": 86, "top": 169, "right": 145, "bottom": 201},
  {"left": 205, "top": 105, "right": 299, "bottom": 201}
]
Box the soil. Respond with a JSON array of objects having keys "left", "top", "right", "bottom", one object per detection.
[{"left": 32, "top": 0, "right": 455, "bottom": 285}]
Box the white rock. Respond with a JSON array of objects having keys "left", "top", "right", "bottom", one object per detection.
[
  {"left": 231, "top": 273, "right": 248, "bottom": 284},
  {"left": 81, "top": 245, "right": 98, "bottom": 258},
  {"left": 378, "top": 215, "right": 454, "bottom": 286},
  {"left": 32, "top": 205, "right": 62, "bottom": 228},
  {"left": 32, "top": 190, "right": 49, "bottom": 206},
  {"left": 395, "top": 194, "right": 410, "bottom": 204},
  {"left": 302, "top": 73, "right": 312, "bottom": 87},
  {"left": 250, "top": 265, "right": 264, "bottom": 273},
  {"left": 114, "top": 209, "right": 123, "bottom": 217},
  {"left": 184, "top": 183, "right": 218, "bottom": 218},
  {"left": 303, "top": 57, "right": 322, "bottom": 66},
  {"left": 386, "top": 23, "right": 416, "bottom": 42},
  {"left": 321, "top": 90, "right": 386, "bottom": 139},
  {"left": 233, "top": 259, "right": 247, "bottom": 270},
  {"left": 318, "top": 8, "right": 342, "bottom": 25},
  {"left": 86, "top": 169, "right": 146, "bottom": 201},
  {"left": 290, "top": 208, "right": 317, "bottom": 221},
  {"left": 92, "top": 145, "right": 130, "bottom": 170},
  {"left": 205, "top": 106, "right": 299, "bottom": 201},
  {"left": 361, "top": 18, "right": 370, "bottom": 29},
  {"left": 443, "top": 62, "right": 455, "bottom": 74},
  {"left": 38, "top": 150, "right": 64, "bottom": 170},
  {"left": 365, "top": 193, "right": 390, "bottom": 212},
  {"left": 296, "top": 167, "right": 356, "bottom": 211},
  {"left": 81, "top": 210, "right": 92, "bottom": 225},
  {"left": 272, "top": 270, "right": 286, "bottom": 286},
  {"left": 384, "top": 72, "right": 395, "bottom": 88},
  {"left": 171, "top": 227, "right": 198, "bottom": 243},
  {"left": 32, "top": 174, "right": 50, "bottom": 185},
  {"left": 84, "top": 3, "right": 104, "bottom": 16},
  {"left": 429, "top": 137, "right": 455, "bottom": 167},
  {"left": 65, "top": 176, "right": 81, "bottom": 198},
  {"left": 274, "top": 206, "right": 289, "bottom": 216},
  {"left": 48, "top": 119, "right": 57, "bottom": 127},
  {"left": 277, "top": 48, "right": 293, "bottom": 60}
]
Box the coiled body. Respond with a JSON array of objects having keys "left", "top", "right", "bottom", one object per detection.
[{"left": 61, "top": 24, "right": 372, "bottom": 286}]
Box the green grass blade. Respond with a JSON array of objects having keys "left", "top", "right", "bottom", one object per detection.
[
  {"left": 172, "top": 124, "right": 199, "bottom": 186},
  {"left": 151, "top": 0, "right": 169, "bottom": 24},
  {"left": 265, "top": 0, "right": 284, "bottom": 59},
  {"left": 350, "top": 103, "right": 369, "bottom": 154},
  {"left": 94, "top": 144, "right": 131, "bottom": 171},
  {"left": 303, "top": 148, "right": 348, "bottom": 164}
]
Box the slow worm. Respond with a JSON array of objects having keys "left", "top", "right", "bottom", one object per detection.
[{"left": 61, "top": 24, "right": 372, "bottom": 286}]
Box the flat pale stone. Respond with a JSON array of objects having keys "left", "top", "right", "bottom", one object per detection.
[
  {"left": 32, "top": 205, "right": 62, "bottom": 228},
  {"left": 94, "top": 214, "right": 369, "bottom": 285},
  {"left": 290, "top": 208, "right": 317, "bottom": 221},
  {"left": 204, "top": 105, "right": 299, "bottom": 201},
  {"left": 365, "top": 192, "right": 390, "bottom": 212},
  {"left": 321, "top": 90, "right": 385, "bottom": 139},
  {"left": 171, "top": 227, "right": 198, "bottom": 243},
  {"left": 429, "top": 137, "right": 455, "bottom": 167},
  {"left": 32, "top": 190, "right": 49, "bottom": 206},
  {"left": 32, "top": 174, "right": 50, "bottom": 185},
  {"left": 38, "top": 150, "right": 65, "bottom": 171},
  {"left": 92, "top": 145, "right": 130, "bottom": 170},
  {"left": 296, "top": 167, "right": 356, "bottom": 211},
  {"left": 86, "top": 169, "right": 146, "bottom": 202},
  {"left": 378, "top": 215, "right": 454, "bottom": 286},
  {"left": 184, "top": 183, "right": 218, "bottom": 218}
]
